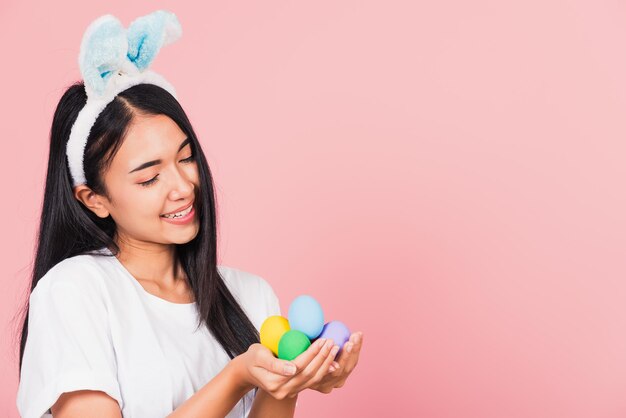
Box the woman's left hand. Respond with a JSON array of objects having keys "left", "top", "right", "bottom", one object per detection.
[{"left": 308, "top": 331, "right": 363, "bottom": 394}]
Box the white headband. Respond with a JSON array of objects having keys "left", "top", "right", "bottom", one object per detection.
[{"left": 66, "top": 10, "right": 182, "bottom": 187}]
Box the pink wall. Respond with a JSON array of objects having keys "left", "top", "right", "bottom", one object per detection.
[{"left": 2, "top": 1, "right": 626, "bottom": 417}]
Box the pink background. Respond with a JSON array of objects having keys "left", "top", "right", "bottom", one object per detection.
[{"left": 2, "top": 1, "right": 626, "bottom": 417}]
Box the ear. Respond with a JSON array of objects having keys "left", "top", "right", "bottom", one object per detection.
[{"left": 73, "top": 185, "right": 110, "bottom": 219}]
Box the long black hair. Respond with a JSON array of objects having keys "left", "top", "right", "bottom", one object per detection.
[{"left": 16, "top": 82, "right": 260, "bottom": 374}]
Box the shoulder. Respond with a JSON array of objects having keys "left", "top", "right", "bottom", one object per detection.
[
  {"left": 32, "top": 253, "right": 112, "bottom": 301},
  {"left": 217, "top": 265, "right": 277, "bottom": 300},
  {"left": 217, "top": 265, "right": 281, "bottom": 325},
  {"left": 25, "top": 254, "right": 116, "bottom": 336}
]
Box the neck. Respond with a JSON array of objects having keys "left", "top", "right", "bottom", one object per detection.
[{"left": 113, "top": 232, "right": 185, "bottom": 290}]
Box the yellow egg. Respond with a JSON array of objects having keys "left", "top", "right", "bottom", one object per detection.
[{"left": 260, "top": 316, "right": 291, "bottom": 356}]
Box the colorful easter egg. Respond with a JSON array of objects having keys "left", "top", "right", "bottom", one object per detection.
[
  {"left": 277, "top": 330, "right": 311, "bottom": 361},
  {"left": 316, "top": 320, "right": 351, "bottom": 359},
  {"left": 288, "top": 295, "right": 325, "bottom": 339},
  {"left": 260, "top": 315, "right": 290, "bottom": 356}
]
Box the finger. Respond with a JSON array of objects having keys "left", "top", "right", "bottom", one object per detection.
[
  {"left": 330, "top": 355, "right": 347, "bottom": 377},
  {"left": 312, "top": 343, "right": 340, "bottom": 380},
  {"left": 259, "top": 346, "right": 300, "bottom": 377},
  {"left": 334, "top": 333, "right": 357, "bottom": 368},
  {"left": 331, "top": 334, "right": 361, "bottom": 383},
  {"left": 295, "top": 339, "right": 335, "bottom": 382},
  {"left": 290, "top": 338, "right": 327, "bottom": 372},
  {"left": 342, "top": 332, "right": 364, "bottom": 374},
  {"left": 290, "top": 339, "right": 337, "bottom": 392},
  {"left": 330, "top": 332, "right": 362, "bottom": 376},
  {"left": 277, "top": 339, "right": 335, "bottom": 396}
]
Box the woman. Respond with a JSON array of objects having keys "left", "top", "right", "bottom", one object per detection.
[{"left": 15, "top": 10, "right": 363, "bottom": 418}]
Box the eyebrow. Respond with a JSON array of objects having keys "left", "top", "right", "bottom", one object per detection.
[{"left": 128, "top": 137, "right": 191, "bottom": 174}]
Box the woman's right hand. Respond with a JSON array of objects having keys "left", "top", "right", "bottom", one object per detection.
[{"left": 235, "top": 338, "right": 339, "bottom": 400}]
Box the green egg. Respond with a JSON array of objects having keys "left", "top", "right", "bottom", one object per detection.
[{"left": 277, "top": 330, "right": 311, "bottom": 361}]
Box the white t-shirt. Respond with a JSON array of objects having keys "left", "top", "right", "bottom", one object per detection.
[{"left": 16, "top": 247, "right": 282, "bottom": 418}]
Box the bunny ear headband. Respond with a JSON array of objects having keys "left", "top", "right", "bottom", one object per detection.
[{"left": 66, "top": 10, "right": 182, "bottom": 187}]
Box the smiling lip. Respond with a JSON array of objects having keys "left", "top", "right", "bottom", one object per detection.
[
  {"left": 160, "top": 206, "right": 195, "bottom": 224},
  {"left": 161, "top": 201, "right": 194, "bottom": 216}
]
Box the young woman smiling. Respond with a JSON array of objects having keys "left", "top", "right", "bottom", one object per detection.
[{"left": 15, "top": 10, "right": 363, "bottom": 418}]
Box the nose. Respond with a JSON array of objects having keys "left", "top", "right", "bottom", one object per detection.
[{"left": 167, "top": 166, "right": 195, "bottom": 201}]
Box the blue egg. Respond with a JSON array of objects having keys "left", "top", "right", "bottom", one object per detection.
[{"left": 288, "top": 295, "right": 325, "bottom": 339}]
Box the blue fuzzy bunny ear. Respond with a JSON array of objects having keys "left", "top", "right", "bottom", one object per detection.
[
  {"left": 78, "top": 14, "right": 128, "bottom": 97},
  {"left": 126, "top": 10, "right": 182, "bottom": 71}
]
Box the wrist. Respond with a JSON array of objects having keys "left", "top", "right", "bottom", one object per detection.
[{"left": 228, "top": 355, "right": 256, "bottom": 395}]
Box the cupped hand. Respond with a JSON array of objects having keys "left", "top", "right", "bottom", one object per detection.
[
  {"left": 309, "top": 331, "right": 363, "bottom": 394},
  {"left": 238, "top": 337, "right": 340, "bottom": 400}
]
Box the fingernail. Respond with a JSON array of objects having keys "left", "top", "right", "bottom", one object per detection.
[
  {"left": 354, "top": 334, "right": 361, "bottom": 344},
  {"left": 331, "top": 345, "right": 340, "bottom": 356},
  {"left": 346, "top": 343, "right": 353, "bottom": 353},
  {"left": 316, "top": 338, "right": 326, "bottom": 348},
  {"left": 329, "top": 365, "right": 336, "bottom": 372},
  {"left": 284, "top": 363, "right": 296, "bottom": 375}
]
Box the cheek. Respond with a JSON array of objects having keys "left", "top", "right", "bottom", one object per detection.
[
  {"left": 186, "top": 163, "right": 200, "bottom": 180},
  {"left": 122, "top": 191, "right": 164, "bottom": 220}
]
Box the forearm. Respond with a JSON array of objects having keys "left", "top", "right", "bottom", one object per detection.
[
  {"left": 167, "top": 357, "right": 254, "bottom": 418},
  {"left": 248, "top": 389, "right": 298, "bottom": 418}
]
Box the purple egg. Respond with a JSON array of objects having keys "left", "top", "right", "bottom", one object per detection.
[{"left": 317, "top": 320, "right": 351, "bottom": 359}]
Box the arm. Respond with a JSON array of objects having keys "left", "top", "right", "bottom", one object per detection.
[
  {"left": 248, "top": 389, "right": 298, "bottom": 418},
  {"left": 51, "top": 359, "right": 251, "bottom": 418},
  {"left": 167, "top": 358, "right": 254, "bottom": 418},
  {"left": 51, "top": 391, "right": 122, "bottom": 417}
]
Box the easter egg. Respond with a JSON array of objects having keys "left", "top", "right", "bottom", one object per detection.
[
  {"left": 260, "top": 316, "right": 290, "bottom": 356},
  {"left": 316, "top": 320, "right": 351, "bottom": 359},
  {"left": 277, "top": 330, "right": 311, "bottom": 361},
  {"left": 288, "top": 295, "right": 325, "bottom": 339}
]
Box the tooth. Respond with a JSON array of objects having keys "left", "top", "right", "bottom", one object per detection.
[{"left": 163, "top": 205, "right": 191, "bottom": 218}]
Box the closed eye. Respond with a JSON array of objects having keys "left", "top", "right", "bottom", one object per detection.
[
  {"left": 139, "top": 176, "right": 159, "bottom": 187},
  {"left": 138, "top": 155, "right": 196, "bottom": 188}
]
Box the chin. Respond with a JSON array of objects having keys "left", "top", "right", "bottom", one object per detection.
[{"left": 173, "top": 225, "right": 201, "bottom": 244}]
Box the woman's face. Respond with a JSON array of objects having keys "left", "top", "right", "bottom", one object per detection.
[{"left": 82, "top": 113, "right": 201, "bottom": 246}]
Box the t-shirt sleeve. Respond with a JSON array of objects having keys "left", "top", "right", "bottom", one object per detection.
[{"left": 16, "top": 271, "right": 123, "bottom": 418}]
